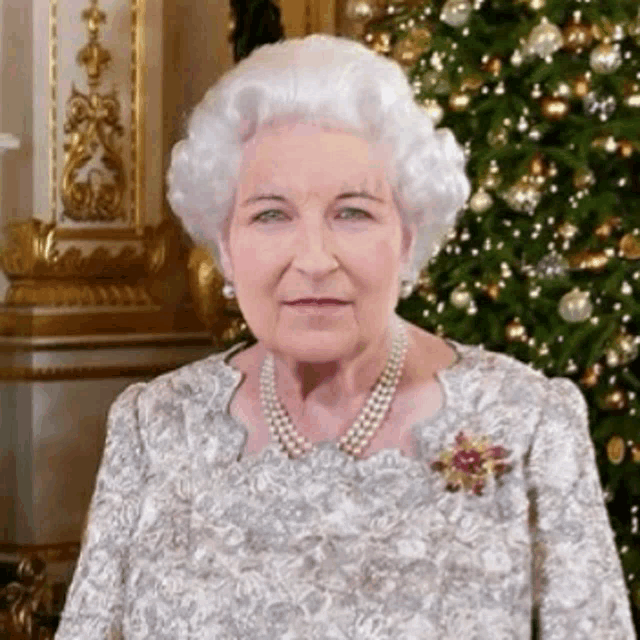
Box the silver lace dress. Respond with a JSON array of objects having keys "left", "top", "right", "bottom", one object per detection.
[{"left": 54, "top": 340, "right": 636, "bottom": 639}]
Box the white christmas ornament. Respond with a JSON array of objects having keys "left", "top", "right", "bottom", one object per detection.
[
  {"left": 422, "top": 99, "right": 444, "bottom": 125},
  {"left": 449, "top": 284, "right": 472, "bottom": 309},
  {"left": 527, "top": 17, "right": 564, "bottom": 58},
  {"left": 441, "top": 0, "right": 472, "bottom": 28},
  {"left": 469, "top": 189, "right": 493, "bottom": 213},
  {"left": 590, "top": 42, "right": 622, "bottom": 74},
  {"left": 558, "top": 288, "right": 593, "bottom": 323}
]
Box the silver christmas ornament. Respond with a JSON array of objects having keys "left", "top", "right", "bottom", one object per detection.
[
  {"left": 440, "top": 0, "right": 472, "bottom": 28},
  {"left": 469, "top": 189, "right": 493, "bottom": 213},
  {"left": 583, "top": 92, "right": 616, "bottom": 120},
  {"left": 535, "top": 252, "right": 569, "bottom": 279},
  {"left": 422, "top": 98, "right": 444, "bottom": 125},
  {"left": 502, "top": 180, "right": 541, "bottom": 214},
  {"left": 558, "top": 288, "right": 593, "bottom": 323},
  {"left": 449, "top": 284, "right": 472, "bottom": 309},
  {"left": 590, "top": 42, "right": 622, "bottom": 74},
  {"left": 527, "top": 17, "right": 564, "bottom": 58}
]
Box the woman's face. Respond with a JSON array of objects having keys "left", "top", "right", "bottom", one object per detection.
[{"left": 218, "top": 120, "right": 415, "bottom": 363}]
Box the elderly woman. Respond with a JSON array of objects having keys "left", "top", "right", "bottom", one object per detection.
[{"left": 55, "top": 35, "right": 635, "bottom": 639}]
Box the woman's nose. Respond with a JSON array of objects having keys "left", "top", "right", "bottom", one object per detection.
[{"left": 291, "top": 219, "right": 339, "bottom": 275}]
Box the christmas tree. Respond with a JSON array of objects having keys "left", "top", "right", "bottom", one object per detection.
[{"left": 345, "top": 0, "right": 640, "bottom": 630}]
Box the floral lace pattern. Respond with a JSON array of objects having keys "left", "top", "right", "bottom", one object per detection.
[{"left": 54, "top": 340, "right": 636, "bottom": 639}]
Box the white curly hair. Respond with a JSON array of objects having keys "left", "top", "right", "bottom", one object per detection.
[{"left": 167, "top": 34, "right": 470, "bottom": 284}]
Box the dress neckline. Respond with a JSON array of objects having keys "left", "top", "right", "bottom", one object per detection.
[{"left": 218, "top": 336, "right": 470, "bottom": 467}]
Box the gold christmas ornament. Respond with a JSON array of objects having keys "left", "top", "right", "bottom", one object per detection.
[
  {"left": 529, "top": 152, "right": 547, "bottom": 177},
  {"left": 527, "top": 17, "right": 564, "bottom": 58},
  {"left": 590, "top": 42, "right": 622, "bottom": 74},
  {"left": 632, "top": 444, "right": 640, "bottom": 464},
  {"left": 568, "top": 249, "right": 609, "bottom": 271},
  {"left": 503, "top": 178, "right": 541, "bottom": 213},
  {"left": 572, "top": 75, "right": 591, "bottom": 99},
  {"left": 345, "top": 0, "right": 380, "bottom": 21},
  {"left": 580, "top": 363, "right": 602, "bottom": 388},
  {"left": 601, "top": 387, "right": 628, "bottom": 411},
  {"left": 557, "top": 221, "right": 579, "bottom": 240},
  {"left": 393, "top": 38, "right": 421, "bottom": 66},
  {"left": 421, "top": 98, "right": 444, "bottom": 125},
  {"left": 562, "top": 12, "right": 593, "bottom": 53},
  {"left": 619, "top": 233, "right": 640, "bottom": 260},
  {"left": 505, "top": 318, "right": 527, "bottom": 342},
  {"left": 469, "top": 188, "right": 493, "bottom": 213},
  {"left": 482, "top": 56, "right": 502, "bottom": 77},
  {"left": 480, "top": 162, "right": 501, "bottom": 190},
  {"left": 461, "top": 74, "right": 484, "bottom": 92},
  {"left": 540, "top": 96, "right": 570, "bottom": 120},
  {"left": 594, "top": 216, "right": 621, "bottom": 238},
  {"left": 605, "top": 332, "right": 639, "bottom": 367},
  {"left": 449, "top": 284, "right": 472, "bottom": 309},
  {"left": 365, "top": 30, "right": 393, "bottom": 54},
  {"left": 440, "top": 0, "right": 472, "bottom": 28},
  {"left": 558, "top": 288, "right": 593, "bottom": 323},
  {"left": 448, "top": 91, "right": 471, "bottom": 111},
  {"left": 393, "top": 27, "right": 432, "bottom": 66},
  {"left": 572, "top": 167, "right": 595, "bottom": 189},
  {"left": 617, "top": 139, "right": 634, "bottom": 158},
  {"left": 484, "top": 282, "right": 500, "bottom": 300},
  {"left": 606, "top": 435, "right": 626, "bottom": 464}
]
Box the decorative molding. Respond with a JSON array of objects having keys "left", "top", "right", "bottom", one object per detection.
[
  {"left": 0, "top": 332, "right": 212, "bottom": 351},
  {"left": 0, "top": 305, "right": 209, "bottom": 338},
  {"left": 132, "top": 0, "right": 145, "bottom": 234},
  {"left": 61, "top": 1, "right": 126, "bottom": 223},
  {"left": 49, "top": 0, "right": 146, "bottom": 234},
  {"left": 49, "top": 0, "right": 58, "bottom": 223},
  {"left": 0, "top": 361, "right": 203, "bottom": 382}
]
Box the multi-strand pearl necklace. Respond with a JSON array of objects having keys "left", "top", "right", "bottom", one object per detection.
[{"left": 259, "top": 318, "right": 408, "bottom": 459}]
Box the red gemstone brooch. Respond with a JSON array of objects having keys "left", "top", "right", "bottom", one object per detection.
[{"left": 430, "top": 430, "right": 512, "bottom": 495}]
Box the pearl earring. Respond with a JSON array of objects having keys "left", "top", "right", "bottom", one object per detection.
[
  {"left": 222, "top": 280, "right": 236, "bottom": 299},
  {"left": 399, "top": 278, "right": 415, "bottom": 299}
]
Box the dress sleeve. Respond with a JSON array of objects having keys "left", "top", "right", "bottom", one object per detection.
[
  {"left": 54, "top": 382, "right": 148, "bottom": 640},
  {"left": 527, "top": 376, "right": 636, "bottom": 640}
]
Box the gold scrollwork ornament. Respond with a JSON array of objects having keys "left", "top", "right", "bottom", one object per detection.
[{"left": 61, "top": 0, "right": 126, "bottom": 222}]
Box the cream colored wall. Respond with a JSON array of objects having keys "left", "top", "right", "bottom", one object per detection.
[
  {"left": 0, "top": 0, "right": 32, "bottom": 299},
  {"left": 162, "top": 0, "right": 233, "bottom": 186}
]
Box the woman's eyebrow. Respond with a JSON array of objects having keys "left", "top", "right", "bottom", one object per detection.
[
  {"left": 336, "top": 191, "right": 386, "bottom": 203},
  {"left": 241, "top": 193, "right": 287, "bottom": 206},
  {"left": 242, "top": 191, "right": 386, "bottom": 206}
]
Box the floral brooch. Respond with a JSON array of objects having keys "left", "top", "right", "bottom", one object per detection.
[{"left": 430, "top": 430, "right": 512, "bottom": 495}]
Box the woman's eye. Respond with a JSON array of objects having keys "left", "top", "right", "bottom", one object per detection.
[
  {"left": 252, "top": 208, "right": 371, "bottom": 223},
  {"left": 337, "top": 208, "right": 371, "bottom": 220},
  {"left": 253, "top": 210, "right": 286, "bottom": 222}
]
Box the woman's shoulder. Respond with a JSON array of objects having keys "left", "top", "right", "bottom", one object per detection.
[
  {"left": 140, "top": 342, "right": 246, "bottom": 400},
  {"left": 443, "top": 339, "right": 563, "bottom": 409}
]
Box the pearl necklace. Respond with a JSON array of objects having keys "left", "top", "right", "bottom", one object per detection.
[{"left": 259, "top": 317, "right": 408, "bottom": 459}]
